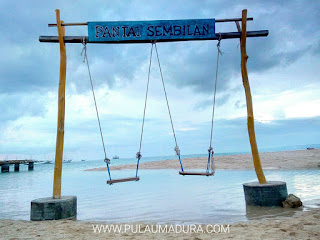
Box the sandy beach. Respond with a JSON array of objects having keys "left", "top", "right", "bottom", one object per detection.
[
  {"left": 87, "top": 149, "right": 320, "bottom": 171},
  {"left": 1, "top": 207, "right": 319, "bottom": 239},
  {"left": 1, "top": 0, "right": 319, "bottom": 239}
]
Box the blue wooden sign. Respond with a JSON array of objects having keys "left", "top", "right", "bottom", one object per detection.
[{"left": 88, "top": 19, "right": 215, "bottom": 43}]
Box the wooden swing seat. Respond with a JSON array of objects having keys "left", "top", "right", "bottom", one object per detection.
[
  {"left": 179, "top": 171, "right": 214, "bottom": 176},
  {"left": 107, "top": 176, "right": 140, "bottom": 184}
]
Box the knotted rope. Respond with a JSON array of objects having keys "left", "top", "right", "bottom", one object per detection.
[
  {"left": 81, "top": 38, "right": 111, "bottom": 181},
  {"left": 207, "top": 33, "right": 223, "bottom": 173},
  {"left": 135, "top": 42, "right": 154, "bottom": 177}
]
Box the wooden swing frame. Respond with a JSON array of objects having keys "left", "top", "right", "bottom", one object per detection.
[{"left": 41, "top": 9, "right": 268, "bottom": 199}]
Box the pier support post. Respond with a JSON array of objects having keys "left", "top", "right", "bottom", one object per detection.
[
  {"left": 28, "top": 162, "right": 34, "bottom": 171},
  {"left": 14, "top": 163, "right": 20, "bottom": 172},
  {"left": 1, "top": 164, "right": 10, "bottom": 173}
]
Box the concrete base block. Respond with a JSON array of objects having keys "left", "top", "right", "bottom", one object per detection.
[
  {"left": 243, "top": 181, "right": 288, "bottom": 206},
  {"left": 30, "top": 196, "right": 77, "bottom": 221}
]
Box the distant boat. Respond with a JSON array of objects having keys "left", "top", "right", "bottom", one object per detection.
[
  {"left": 63, "top": 159, "right": 72, "bottom": 163},
  {"left": 81, "top": 159, "right": 86, "bottom": 162},
  {"left": 113, "top": 155, "right": 119, "bottom": 159},
  {"left": 307, "top": 147, "right": 315, "bottom": 150},
  {"left": 44, "top": 160, "right": 52, "bottom": 164}
]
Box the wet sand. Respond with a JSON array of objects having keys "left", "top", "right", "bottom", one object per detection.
[{"left": 86, "top": 149, "right": 320, "bottom": 171}]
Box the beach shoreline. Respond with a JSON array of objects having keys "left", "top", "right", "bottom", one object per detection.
[
  {"left": 1, "top": 207, "right": 319, "bottom": 239},
  {"left": 86, "top": 149, "right": 320, "bottom": 171},
  {"left": 1, "top": 149, "right": 320, "bottom": 239}
]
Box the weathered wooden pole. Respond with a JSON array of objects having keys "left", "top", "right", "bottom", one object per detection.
[
  {"left": 53, "top": 9, "right": 67, "bottom": 198},
  {"left": 240, "top": 9, "right": 267, "bottom": 184}
]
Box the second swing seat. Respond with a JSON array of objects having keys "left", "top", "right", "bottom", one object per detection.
[
  {"left": 179, "top": 171, "right": 214, "bottom": 176},
  {"left": 107, "top": 176, "right": 140, "bottom": 184}
]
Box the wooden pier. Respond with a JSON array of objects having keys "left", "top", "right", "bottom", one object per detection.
[{"left": 0, "top": 160, "right": 35, "bottom": 172}]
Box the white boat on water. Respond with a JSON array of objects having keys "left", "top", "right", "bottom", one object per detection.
[
  {"left": 43, "top": 160, "right": 52, "bottom": 164},
  {"left": 113, "top": 155, "right": 119, "bottom": 159},
  {"left": 63, "top": 159, "right": 72, "bottom": 163}
]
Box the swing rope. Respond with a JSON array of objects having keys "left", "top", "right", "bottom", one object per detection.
[
  {"left": 154, "top": 42, "right": 184, "bottom": 172},
  {"left": 135, "top": 42, "right": 154, "bottom": 178},
  {"left": 207, "top": 34, "right": 223, "bottom": 173},
  {"left": 81, "top": 38, "right": 112, "bottom": 181},
  {"left": 81, "top": 36, "right": 221, "bottom": 179}
]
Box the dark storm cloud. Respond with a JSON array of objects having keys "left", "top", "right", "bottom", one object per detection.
[
  {"left": 234, "top": 100, "right": 246, "bottom": 109},
  {"left": 192, "top": 92, "right": 231, "bottom": 111},
  {"left": 67, "top": 43, "right": 149, "bottom": 92},
  {"left": 163, "top": 0, "right": 320, "bottom": 94},
  {"left": 174, "top": 116, "right": 320, "bottom": 154},
  {"left": 0, "top": 0, "right": 319, "bottom": 121},
  {"left": 0, "top": 93, "right": 47, "bottom": 122},
  {"left": 1, "top": 0, "right": 319, "bottom": 94}
]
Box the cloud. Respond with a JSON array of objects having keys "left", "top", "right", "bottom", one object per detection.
[
  {"left": 174, "top": 116, "right": 320, "bottom": 155},
  {"left": 0, "top": 0, "right": 319, "bottom": 159},
  {"left": 2, "top": 0, "right": 319, "bottom": 95},
  {"left": 0, "top": 92, "right": 47, "bottom": 122}
]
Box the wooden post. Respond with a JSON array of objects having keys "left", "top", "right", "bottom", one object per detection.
[
  {"left": 240, "top": 9, "right": 267, "bottom": 184},
  {"left": 53, "top": 9, "right": 67, "bottom": 199}
]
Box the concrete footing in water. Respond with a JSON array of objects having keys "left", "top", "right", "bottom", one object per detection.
[
  {"left": 30, "top": 196, "right": 77, "bottom": 221},
  {"left": 1, "top": 163, "right": 10, "bottom": 172},
  {"left": 243, "top": 181, "right": 288, "bottom": 206},
  {"left": 14, "top": 163, "right": 20, "bottom": 172},
  {"left": 28, "top": 162, "right": 34, "bottom": 171}
]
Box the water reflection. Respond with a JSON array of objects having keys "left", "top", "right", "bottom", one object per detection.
[{"left": 245, "top": 205, "right": 300, "bottom": 220}]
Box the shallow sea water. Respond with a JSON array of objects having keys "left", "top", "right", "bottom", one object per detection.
[{"left": 0, "top": 159, "right": 319, "bottom": 224}]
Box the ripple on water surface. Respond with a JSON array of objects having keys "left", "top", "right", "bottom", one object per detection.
[{"left": 0, "top": 165, "right": 319, "bottom": 223}]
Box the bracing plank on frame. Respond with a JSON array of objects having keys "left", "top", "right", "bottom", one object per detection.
[{"left": 39, "top": 30, "right": 268, "bottom": 44}]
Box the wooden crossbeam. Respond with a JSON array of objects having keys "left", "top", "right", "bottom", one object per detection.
[
  {"left": 107, "top": 176, "right": 140, "bottom": 184},
  {"left": 39, "top": 30, "right": 268, "bottom": 44},
  {"left": 47, "top": 17, "right": 254, "bottom": 27},
  {"left": 179, "top": 171, "right": 214, "bottom": 176}
]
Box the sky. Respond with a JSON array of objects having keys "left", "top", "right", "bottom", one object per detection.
[{"left": 0, "top": 0, "right": 319, "bottom": 160}]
